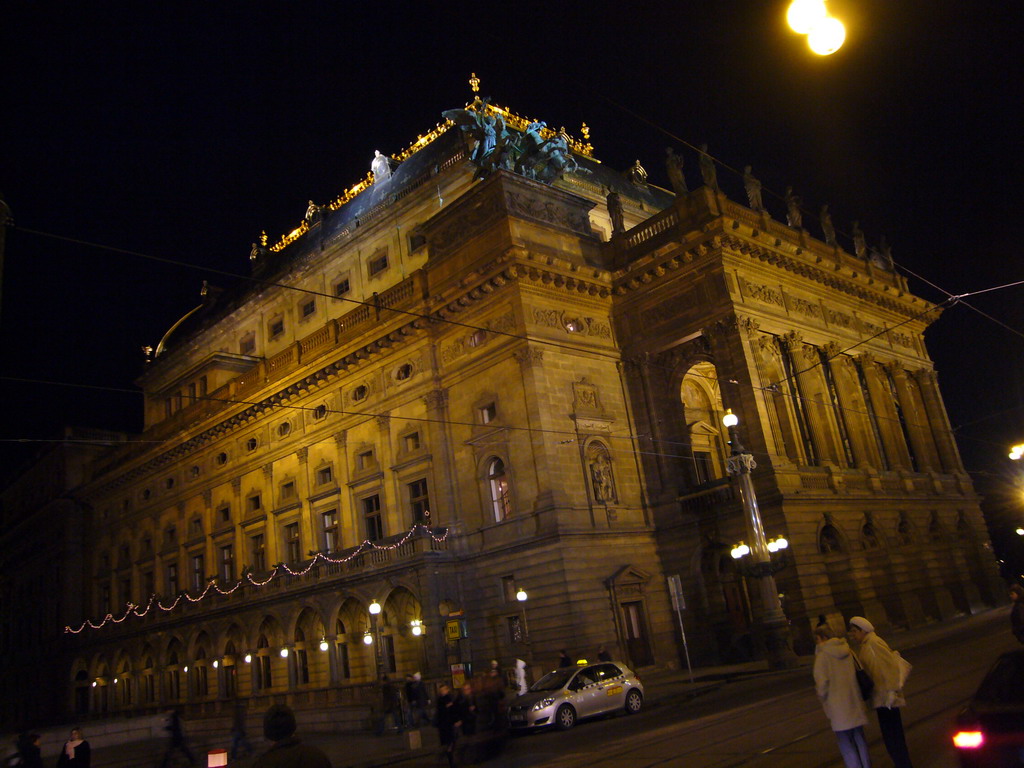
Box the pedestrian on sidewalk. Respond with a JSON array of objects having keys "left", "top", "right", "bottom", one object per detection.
[
  {"left": 558, "top": 649, "right": 572, "bottom": 668},
  {"left": 229, "top": 699, "right": 254, "bottom": 759},
  {"left": 813, "top": 624, "right": 871, "bottom": 768},
  {"left": 377, "top": 674, "right": 404, "bottom": 735},
  {"left": 404, "top": 672, "right": 430, "bottom": 727},
  {"left": 252, "top": 704, "right": 331, "bottom": 768},
  {"left": 435, "top": 684, "right": 461, "bottom": 768},
  {"left": 15, "top": 733, "right": 42, "bottom": 768},
  {"left": 848, "top": 617, "right": 913, "bottom": 768},
  {"left": 56, "top": 727, "right": 90, "bottom": 768},
  {"left": 159, "top": 708, "right": 197, "bottom": 768},
  {"left": 1009, "top": 584, "right": 1024, "bottom": 644}
]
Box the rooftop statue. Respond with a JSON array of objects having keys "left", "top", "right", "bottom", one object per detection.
[
  {"left": 665, "top": 148, "right": 688, "bottom": 195},
  {"left": 784, "top": 186, "right": 802, "bottom": 229},
  {"left": 743, "top": 165, "right": 765, "bottom": 212},
  {"left": 698, "top": 144, "right": 719, "bottom": 192},
  {"left": 820, "top": 204, "right": 837, "bottom": 245},
  {"left": 629, "top": 159, "right": 648, "bottom": 186},
  {"left": 607, "top": 189, "right": 625, "bottom": 235},
  {"left": 371, "top": 150, "right": 392, "bottom": 184},
  {"left": 851, "top": 220, "right": 867, "bottom": 259},
  {"left": 442, "top": 106, "right": 580, "bottom": 184},
  {"left": 305, "top": 200, "right": 322, "bottom": 226}
]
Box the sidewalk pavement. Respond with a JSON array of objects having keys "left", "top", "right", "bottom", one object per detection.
[{"left": 85, "top": 606, "right": 1010, "bottom": 768}]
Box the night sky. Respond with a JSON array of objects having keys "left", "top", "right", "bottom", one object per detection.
[{"left": 2, "top": 2, "right": 1022, "bottom": 508}]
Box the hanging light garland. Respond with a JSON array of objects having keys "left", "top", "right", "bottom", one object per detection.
[{"left": 66, "top": 523, "right": 448, "bottom": 634}]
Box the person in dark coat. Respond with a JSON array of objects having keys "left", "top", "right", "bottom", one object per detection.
[
  {"left": 1010, "top": 584, "right": 1024, "bottom": 644},
  {"left": 229, "top": 700, "right": 254, "bottom": 759},
  {"left": 55, "top": 728, "right": 90, "bottom": 768},
  {"left": 558, "top": 650, "right": 573, "bottom": 668},
  {"left": 252, "top": 704, "right": 331, "bottom": 768},
  {"left": 457, "top": 683, "right": 478, "bottom": 737},
  {"left": 16, "top": 733, "right": 43, "bottom": 768},
  {"left": 377, "top": 675, "right": 404, "bottom": 734},
  {"left": 404, "top": 672, "right": 430, "bottom": 727},
  {"left": 435, "top": 684, "right": 461, "bottom": 768},
  {"left": 160, "top": 708, "right": 197, "bottom": 767},
  {"left": 597, "top": 646, "right": 612, "bottom": 662}
]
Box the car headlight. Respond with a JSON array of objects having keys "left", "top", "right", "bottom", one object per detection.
[{"left": 532, "top": 697, "right": 556, "bottom": 711}]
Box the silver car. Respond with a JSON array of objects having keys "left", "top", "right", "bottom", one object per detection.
[{"left": 508, "top": 661, "right": 644, "bottom": 731}]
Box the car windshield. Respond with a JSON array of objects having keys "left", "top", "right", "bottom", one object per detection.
[
  {"left": 974, "top": 652, "right": 1024, "bottom": 705},
  {"left": 529, "top": 668, "right": 577, "bottom": 692}
]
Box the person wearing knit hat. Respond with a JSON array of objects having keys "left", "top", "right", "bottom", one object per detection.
[
  {"left": 252, "top": 704, "right": 332, "bottom": 768},
  {"left": 847, "top": 617, "right": 913, "bottom": 768}
]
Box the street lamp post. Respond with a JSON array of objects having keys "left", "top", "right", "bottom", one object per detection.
[
  {"left": 368, "top": 599, "right": 383, "bottom": 680},
  {"left": 722, "top": 409, "right": 798, "bottom": 669}
]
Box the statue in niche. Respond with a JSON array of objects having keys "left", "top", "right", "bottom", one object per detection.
[
  {"left": 698, "top": 143, "right": 719, "bottom": 191},
  {"left": 606, "top": 189, "right": 625, "bottom": 235},
  {"left": 589, "top": 450, "right": 616, "bottom": 503},
  {"left": 305, "top": 200, "right": 322, "bottom": 226},
  {"left": 249, "top": 242, "right": 269, "bottom": 261},
  {"left": 743, "top": 165, "right": 765, "bottom": 212},
  {"left": 851, "top": 220, "right": 867, "bottom": 259},
  {"left": 820, "top": 204, "right": 837, "bottom": 245},
  {"left": 665, "top": 148, "right": 688, "bottom": 195},
  {"left": 784, "top": 186, "right": 802, "bottom": 228},
  {"left": 371, "top": 150, "right": 392, "bottom": 184}
]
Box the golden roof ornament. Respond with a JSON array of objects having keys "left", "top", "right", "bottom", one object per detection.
[
  {"left": 581, "top": 123, "right": 590, "bottom": 141},
  {"left": 469, "top": 72, "right": 480, "bottom": 94}
]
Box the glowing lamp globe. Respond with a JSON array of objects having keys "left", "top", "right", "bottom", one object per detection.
[
  {"left": 516, "top": 588, "right": 528, "bottom": 602},
  {"left": 279, "top": 648, "right": 288, "bottom": 658},
  {"left": 808, "top": 16, "right": 846, "bottom": 55},
  {"left": 722, "top": 410, "right": 739, "bottom": 428},
  {"left": 363, "top": 631, "right": 373, "bottom": 645},
  {"left": 319, "top": 639, "right": 329, "bottom": 652},
  {"left": 787, "top": 0, "right": 827, "bottom": 34},
  {"left": 368, "top": 600, "right": 382, "bottom": 615}
]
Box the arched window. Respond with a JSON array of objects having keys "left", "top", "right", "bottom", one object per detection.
[
  {"left": 897, "top": 517, "right": 914, "bottom": 546},
  {"left": 928, "top": 512, "right": 944, "bottom": 542},
  {"left": 336, "top": 619, "right": 351, "bottom": 679},
  {"left": 861, "top": 523, "right": 880, "bottom": 550},
  {"left": 256, "top": 635, "right": 272, "bottom": 689},
  {"left": 295, "top": 628, "right": 309, "bottom": 685},
  {"left": 487, "top": 458, "right": 511, "bottom": 522},
  {"left": 819, "top": 524, "right": 844, "bottom": 554}
]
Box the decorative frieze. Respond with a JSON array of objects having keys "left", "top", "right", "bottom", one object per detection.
[
  {"left": 531, "top": 308, "right": 611, "bottom": 338},
  {"left": 440, "top": 311, "right": 516, "bottom": 364}
]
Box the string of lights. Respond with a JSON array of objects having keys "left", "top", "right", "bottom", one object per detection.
[{"left": 65, "top": 522, "right": 448, "bottom": 634}]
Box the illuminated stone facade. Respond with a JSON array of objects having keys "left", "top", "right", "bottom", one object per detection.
[{"left": 5, "top": 102, "right": 999, "bottom": 725}]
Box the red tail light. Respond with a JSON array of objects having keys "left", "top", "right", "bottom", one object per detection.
[{"left": 953, "top": 730, "right": 984, "bottom": 749}]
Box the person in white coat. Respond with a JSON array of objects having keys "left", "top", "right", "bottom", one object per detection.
[
  {"left": 813, "top": 625, "right": 871, "bottom": 768},
  {"left": 848, "top": 616, "right": 913, "bottom": 768}
]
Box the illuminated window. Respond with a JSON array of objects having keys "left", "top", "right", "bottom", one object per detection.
[
  {"left": 219, "top": 545, "right": 234, "bottom": 582},
  {"left": 284, "top": 522, "right": 301, "bottom": 562},
  {"left": 322, "top": 509, "right": 340, "bottom": 552},
  {"left": 479, "top": 402, "right": 497, "bottom": 424},
  {"left": 357, "top": 450, "right": 375, "bottom": 471},
  {"left": 487, "top": 458, "right": 512, "bottom": 521},
  {"left": 166, "top": 563, "right": 179, "bottom": 595},
  {"left": 250, "top": 534, "right": 266, "bottom": 572},
  {"left": 191, "top": 554, "right": 205, "bottom": 590},
  {"left": 403, "top": 432, "right": 421, "bottom": 453}
]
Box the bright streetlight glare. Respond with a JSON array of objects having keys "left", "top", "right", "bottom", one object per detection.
[
  {"left": 808, "top": 16, "right": 846, "bottom": 55},
  {"left": 787, "top": 0, "right": 828, "bottom": 34},
  {"left": 722, "top": 409, "right": 739, "bottom": 428}
]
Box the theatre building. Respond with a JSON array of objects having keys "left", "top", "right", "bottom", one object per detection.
[{"left": 0, "top": 92, "right": 1000, "bottom": 726}]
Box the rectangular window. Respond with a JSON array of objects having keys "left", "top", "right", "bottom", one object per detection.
[
  {"left": 408, "top": 478, "right": 430, "bottom": 524},
  {"left": 240, "top": 333, "right": 256, "bottom": 356},
  {"left": 248, "top": 494, "right": 262, "bottom": 513},
  {"left": 479, "top": 402, "right": 497, "bottom": 424},
  {"left": 99, "top": 583, "right": 111, "bottom": 614},
  {"left": 191, "top": 554, "right": 205, "bottom": 591},
  {"left": 165, "top": 398, "right": 174, "bottom": 418},
  {"left": 250, "top": 534, "right": 266, "bottom": 572},
  {"left": 501, "top": 575, "right": 518, "bottom": 603},
  {"left": 280, "top": 481, "right": 296, "bottom": 500},
  {"left": 337, "top": 641, "right": 350, "bottom": 679},
  {"left": 301, "top": 298, "right": 316, "bottom": 318},
  {"left": 363, "top": 495, "right": 384, "bottom": 542},
  {"left": 218, "top": 505, "right": 231, "bottom": 524},
  {"left": 507, "top": 614, "right": 526, "bottom": 644},
  {"left": 190, "top": 517, "right": 203, "bottom": 536},
  {"left": 269, "top": 317, "right": 285, "bottom": 339},
  {"left": 368, "top": 249, "right": 388, "bottom": 277},
  {"left": 166, "top": 563, "right": 178, "bottom": 595},
  {"left": 284, "top": 522, "right": 301, "bottom": 563},
  {"left": 323, "top": 509, "right": 340, "bottom": 552},
  {"left": 334, "top": 277, "right": 351, "bottom": 297},
  {"left": 408, "top": 233, "right": 427, "bottom": 252},
  {"left": 143, "top": 570, "right": 154, "bottom": 598},
  {"left": 199, "top": 375, "right": 208, "bottom": 397},
  {"left": 188, "top": 382, "right": 197, "bottom": 402},
  {"left": 120, "top": 577, "right": 132, "bottom": 605},
  {"left": 165, "top": 526, "right": 177, "bottom": 545},
  {"left": 692, "top": 451, "right": 712, "bottom": 485},
  {"left": 357, "top": 450, "right": 375, "bottom": 471},
  {"left": 403, "top": 432, "right": 421, "bottom": 452},
  {"left": 219, "top": 545, "right": 234, "bottom": 582},
  {"left": 316, "top": 465, "right": 333, "bottom": 485},
  {"left": 382, "top": 634, "right": 396, "bottom": 673}
]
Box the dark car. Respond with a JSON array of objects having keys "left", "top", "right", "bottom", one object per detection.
[
  {"left": 508, "top": 661, "right": 644, "bottom": 731},
  {"left": 952, "top": 649, "right": 1024, "bottom": 767}
]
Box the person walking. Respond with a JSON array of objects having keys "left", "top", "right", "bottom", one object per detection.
[
  {"left": 229, "top": 699, "right": 254, "bottom": 760},
  {"left": 377, "top": 675, "right": 404, "bottom": 735},
  {"left": 813, "top": 625, "right": 871, "bottom": 768},
  {"left": 252, "top": 704, "right": 331, "bottom": 768},
  {"left": 435, "top": 684, "right": 461, "bottom": 768},
  {"left": 160, "top": 708, "right": 197, "bottom": 767},
  {"left": 848, "top": 617, "right": 913, "bottom": 768},
  {"left": 55, "top": 728, "right": 90, "bottom": 768},
  {"left": 15, "top": 733, "right": 43, "bottom": 768},
  {"left": 1009, "top": 584, "right": 1024, "bottom": 644},
  {"left": 404, "top": 672, "right": 430, "bottom": 727}
]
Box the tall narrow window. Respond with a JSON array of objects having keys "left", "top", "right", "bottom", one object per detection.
[
  {"left": 250, "top": 533, "right": 266, "bottom": 572},
  {"left": 408, "top": 479, "right": 430, "bottom": 524},
  {"left": 363, "top": 495, "right": 384, "bottom": 541},
  {"left": 191, "top": 554, "right": 205, "bottom": 591},
  {"left": 219, "top": 545, "right": 234, "bottom": 582},
  {"left": 284, "top": 522, "right": 301, "bottom": 563},
  {"left": 487, "top": 458, "right": 512, "bottom": 521},
  {"left": 322, "top": 509, "right": 340, "bottom": 552},
  {"left": 166, "top": 563, "right": 178, "bottom": 595}
]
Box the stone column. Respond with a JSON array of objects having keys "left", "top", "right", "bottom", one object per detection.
[
  {"left": 857, "top": 354, "right": 911, "bottom": 470},
  {"left": 823, "top": 347, "right": 877, "bottom": 469},
  {"left": 755, "top": 334, "right": 807, "bottom": 464},
  {"left": 890, "top": 366, "right": 936, "bottom": 471},
  {"left": 912, "top": 369, "right": 964, "bottom": 473},
  {"left": 325, "top": 633, "right": 339, "bottom": 685},
  {"left": 423, "top": 389, "right": 458, "bottom": 524},
  {"left": 630, "top": 353, "right": 671, "bottom": 496},
  {"left": 779, "top": 332, "right": 831, "bottom": 464},
  {"left": 285, "top": 645, "right": 297, "bottom": 690},
  {"left": 334, "top": 431, "right": 354, "bottom": 541}
]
